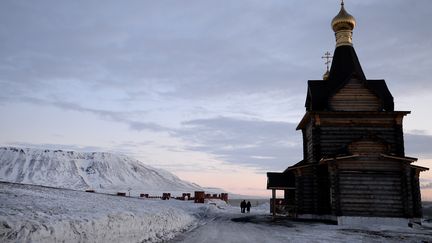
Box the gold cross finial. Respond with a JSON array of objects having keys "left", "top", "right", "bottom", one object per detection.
[{"left": 321, "top": 51, "right": 333, "bottom": 72}]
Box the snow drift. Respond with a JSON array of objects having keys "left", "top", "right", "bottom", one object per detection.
[
  {"left": 0, "top": 147, "right": 202, "bottom": 194},
  {"left": 0, "top": 182, "right": 198, "bottom": 242}
]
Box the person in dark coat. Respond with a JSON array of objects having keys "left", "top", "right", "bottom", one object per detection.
[
  {"left": 246, "top": 201, "right": 251, "bottom": 213},
  {"left": 240, "top": 200, "right": 246, "bottom": 213}
]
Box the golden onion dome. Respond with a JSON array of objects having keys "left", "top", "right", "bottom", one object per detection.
[
  {"left": 323, "top": 70, "right": 330, "bottom": 80},
  {"left": 331, "top": 2, "right": 356, "bottom": 32}
]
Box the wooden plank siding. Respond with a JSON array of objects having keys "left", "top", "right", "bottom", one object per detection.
[
  {"left": 295, "top": 175, "right": 304, "bottom": 214},
  {"left": 295, "top": 166, "right": 317, "bottom": 214},
  {"left": 325, "top": 157, "right": 421, "bottom": 217},
  {"left": 329, "top": 163, "right": 341, "bottom": 215},
  {"left": 318, "top": 126, "right": 405, "bottom": 157},
  {"left": 329, "top": 79, "right": 382, "bottom": 112},
  {"left": 317, "top": 165, "right": 331, "bottom": 214},
  {"left": 411, "top": 168, "right": 423, "bottom": 217},
  {"left": 319, "top": 117, "right": 401, "bottom": 127},
  {"left": 336, "top": 158, "right": 405, "bottom": 172},
  {"left": 301, "top": 114, "right": 406, "bottom": 165},
  {"left": 294, "top": 165, "right": 332, "bottom": 215},
  {"left": 348, "top": 140, "right": 387, "bottom": 155},
  {"left": 337, "top": 169, "right": 404, "bottom": 217},
  {"left": 303, "top": 122, "right": 314, "bottom": 163},
  {"left": 401, "top": 165, "right": 414, "bottom": 217},
  {"left": 312, "top": 127, "right": 322, "bottom": 165}
]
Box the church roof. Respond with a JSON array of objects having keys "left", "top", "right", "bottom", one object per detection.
[
  {"left": 305, "top": 45, "right": 394, "bottom": 111},
  {"left": 328, "top": 45, "right": 365, "bottom": 83}
]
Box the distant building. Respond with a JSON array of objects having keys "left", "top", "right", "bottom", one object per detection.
[{"left": 267, "top": 2, "right": 428, "bottom": 224}]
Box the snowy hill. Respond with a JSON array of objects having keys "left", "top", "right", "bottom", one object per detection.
[{"left": 0, "top": 147, "right": 202, "bottom": 194}]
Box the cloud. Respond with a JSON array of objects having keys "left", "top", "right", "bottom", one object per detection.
[
  {"left": 2, "top": 0, "right": 432, "bottom": 121},
  {"left": 53, "top": 101, "right": 167, "bottom": 132},
  {"left": 405, "top": 133, "right": 432, "bottom": 157},
  {"left": 174, "top": 117, "right": 302, "bottom": 171},
  {"left": 420, "top": 178, "right": 432, "bottom": 189},
  {"left": 0, "top": 0, "right": 338, "bottom": 105},
  {"left": 170, "top": 121, "right": 432, "bottom": 172},
  {"left": 1, "top": 0, "right": 432, "bottom": 99},
  {"left": 421, "top": 183, "right": 432, "bottom": 189},
  {"left": 9, "top": 96, "right": 168, "bottom": 133},
  {"left": 1, "top": 0, "right": 432, "bottom": 182},
  {"left": 6, "top": 93, "right": 432, "bottom": 173}
]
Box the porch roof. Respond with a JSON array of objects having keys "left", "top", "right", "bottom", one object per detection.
[{"left": 266, "top": 171, "right": 295, "bottom": 190}]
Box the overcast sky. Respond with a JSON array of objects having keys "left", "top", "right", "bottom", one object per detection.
[{"left": 1, "top": 0, "right": 432, "bottom": 197}]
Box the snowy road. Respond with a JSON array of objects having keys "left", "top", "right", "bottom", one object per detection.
[{"left": 170, "top": 208, "right": 432, "bottom": 243}]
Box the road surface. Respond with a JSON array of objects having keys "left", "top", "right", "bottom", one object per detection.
[{"left": 169, "top": 207, "right": 432, "bottom": 243}]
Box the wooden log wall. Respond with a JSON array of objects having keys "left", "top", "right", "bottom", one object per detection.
[
  {"left": 294, "top": 168, "right": 316, "bottom": 214},
  {"left": 329, "top": 158, "right": 413, "bottom": 217},
  {"left": 302, "top": 126, "right": 310, "bottom": 162},
  {"left": 411, "top": 168, "right": 423, "bottom": 217},
  {"left": 303, "top": 122, "right": 322, "bottom": 164},
  {"left": 284, "top": 189, "right": 296, "bottom": 205},
  {"left": 295, "top": 175, "right": 304, "bottom": 214},
  {"left": 319, "top": 116, "right": 402, "bottom": 127},
  {"left": 317, "top": 165, "right": 331, "bottom": 214},
  {"left": 329, "top": 79, "right": 382, "bottom": 112},
  {"left": 329, "top": 163, "right": 341, "bottom": 215},
  {"left": 348, "top": 140, "right": 387, "bottom": 155},
  {"left": 303, "top": 122, "right": 314, "bottom": 163},
  {"left": 299, "top": 172, "right": 315, "bottom": 213},
  {"left": 318, "top": 126, "right": 404, "bottom": 157},
  {"left": 394, "top": 125, "right": 405, "bottom": 158},
  {"left": 401, "top": 165, "right": 414, "bottom": 217},
  {"left": 301, "top": 114, "right": 405, "bottom": 165},
  {"left": 294, "top": 166, "right": 324, "bottom": 215}
]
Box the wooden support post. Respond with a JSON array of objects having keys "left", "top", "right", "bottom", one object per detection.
[{"left": 272, "top": 189, "right": 276, "bottom": 218}]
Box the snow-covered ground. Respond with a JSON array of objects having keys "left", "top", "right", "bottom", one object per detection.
[
  {"left": 2, "top": 182, "right": 432, "bottom": 243},
  {"left": 0, "top": 182, "right": 200, "bottom": 242}
]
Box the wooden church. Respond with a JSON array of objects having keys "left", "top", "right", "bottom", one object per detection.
[{"left": 267, "top": 2, "right": 428, "bottom": 223}]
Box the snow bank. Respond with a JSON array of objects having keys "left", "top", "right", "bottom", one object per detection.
[
  {"left": 205, "top": 199, "right": 228, "bottom": 209},
  {"left": 253, "top": 202, "right": 270, "bottom": 213},
  {"left": 0, "top": 182, "right": 197, "bottom": 242}
]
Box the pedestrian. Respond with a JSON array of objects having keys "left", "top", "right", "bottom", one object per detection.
[
  {"left": 246, "top": 201, "right": 251, "bottom": 213},
  {"left": 240, "top": 200, "right": 246, "bottom": 213}
]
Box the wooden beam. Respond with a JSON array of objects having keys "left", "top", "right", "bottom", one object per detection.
[{"left": 272, "top": 189, "right": 276, "bottom": 218}]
